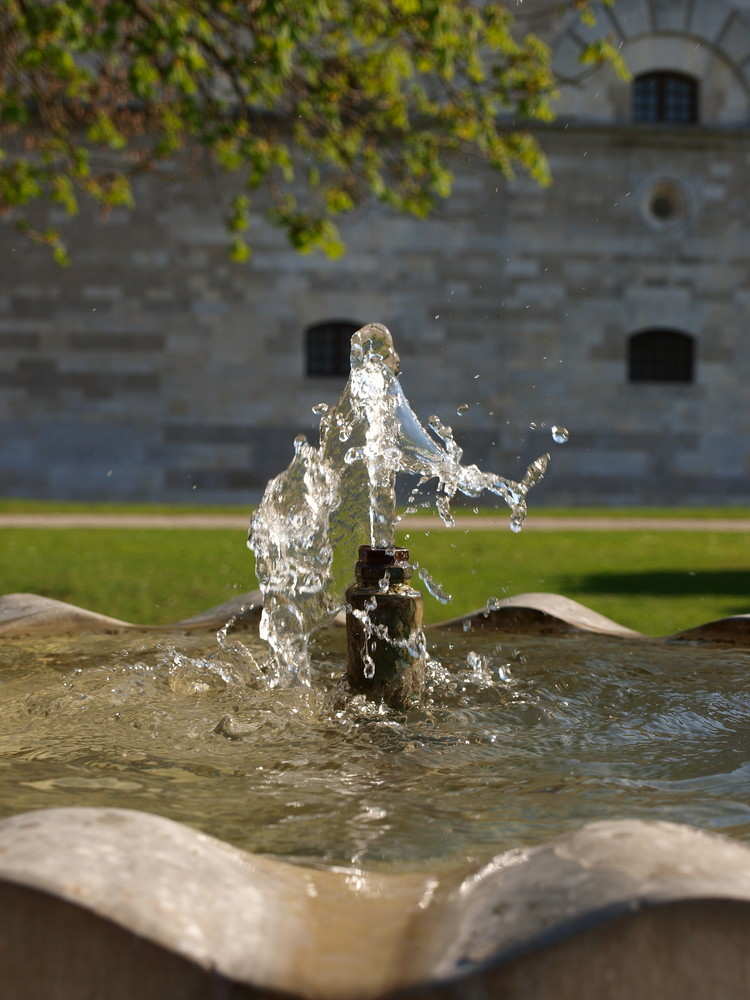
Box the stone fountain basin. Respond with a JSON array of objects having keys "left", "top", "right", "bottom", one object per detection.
[
  {"left": 2, "top": 590, "right": 750, "bottom": 999},
  {"left": 2, "top": 807, "right": 750, "bottom": 1000}
]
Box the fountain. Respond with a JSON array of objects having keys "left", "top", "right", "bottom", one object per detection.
[
  {"left": 247, "top": 322, "right": 548, "bottom": 708},
  {"left": 1, "top": 324, "right": 750, "bottom": 998},
  {"left": 246, "top": 323, "right": 548, "bottom": 692}
]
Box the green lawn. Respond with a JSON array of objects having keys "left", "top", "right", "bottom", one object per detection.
[
  {"left": 2, "top": 497, "right": 750, "bottom": 518},
  {"left": 0, "top": 528, "right": 253, "bottom": 626},
  {"left": 404, "top": 529, "right": 750, "bottom": 635},
  {"left": 1, "top": 523, "right": 749, "bottom": 636}
]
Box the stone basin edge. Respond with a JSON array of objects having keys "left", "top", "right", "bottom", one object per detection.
[
  {"left": 2, "top": 590, "right": 750, "bottom": 644},
  {"left": 0, "top": 808, "right": 750, "bottom": 999}
]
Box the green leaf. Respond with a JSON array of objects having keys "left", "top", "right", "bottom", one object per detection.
[{"left": 230, "top": 235, "right": 251, "bottom": 262}]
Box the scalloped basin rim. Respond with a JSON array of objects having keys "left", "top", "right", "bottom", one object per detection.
[
  {"left": 0, "top": 590, "right": 264, "bottom": 637},
  {"left": 1, "top": 808, "right": 750, "bottom": 999},
  {"left": 4, "top": 593, "right": 750, "bottom": 996},
  {"left": 2, "top": 591, "right": 750, "bottom": 643}
]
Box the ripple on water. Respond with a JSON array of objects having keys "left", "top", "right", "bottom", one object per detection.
[{"left": 1, "top": 630, "right": 749, "bottom": 868}]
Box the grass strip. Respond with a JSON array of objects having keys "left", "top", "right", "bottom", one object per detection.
[
  {"left": 401, "top": 528, "right": 750, "bottom": 635},
  {"left": 1, "top": 526, "right": 749, "bottom": 636},
  {"left": 3, "top": 498, "right": 750, "bottom": 519},
  {"left": 0, "top": 528, "right": 254, "bottom": 626}
]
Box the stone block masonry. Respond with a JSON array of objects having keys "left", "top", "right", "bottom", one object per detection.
[{"left": 3, "top": 0, "right": 750, "bottom": 506}]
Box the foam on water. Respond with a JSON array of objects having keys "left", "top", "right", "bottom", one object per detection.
[{"left": 248, "top": 324, "right": 549, "bottom": 685}]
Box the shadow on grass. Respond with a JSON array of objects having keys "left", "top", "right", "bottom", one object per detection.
[{"left": 565, "top": 569, "right": 750, "bottom": 615}]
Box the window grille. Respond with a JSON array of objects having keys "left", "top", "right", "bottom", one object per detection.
[
  {"left": 628, "top": 329, "right": 695, "bottom": 383},
  {"left": 633, "top": 72, "right": 698, "bottom": 124},
  {"left": 305, "top": 320, "right": 359, "bottom": 376}
]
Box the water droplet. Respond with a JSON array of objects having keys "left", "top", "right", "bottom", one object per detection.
[
  {"left": 551, "top": 425, "right": 569, "bottom": 444},
  {"left": 312, "top": 402, "right": 329, "bottom": 415},
  {"left": 457, "top": 403, "right": 469, "bottom": 415},
  {"left": 467, "top": 650, "right": 483, "bottom": 673},
  {"left": 436, "top": 495, "right": 455, "bottom": 527},
  {"left": 344, "top": 446, "right": 365, "bottom": 465},
  {"left": 418, "top": 566, "right": 452, "bottom": 604}
]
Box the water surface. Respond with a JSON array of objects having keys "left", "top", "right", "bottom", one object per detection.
[{"left": 2, "top": 628, "right": 749, "bottom": 870}]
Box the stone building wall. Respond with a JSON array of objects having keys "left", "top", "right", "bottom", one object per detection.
[{"left": 2, "top": 0, "right": 750, "bottom": 506}]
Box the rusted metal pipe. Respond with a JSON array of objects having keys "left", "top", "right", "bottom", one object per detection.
[{"left": 345, "top": 545, "right": 426, "bottom": 710}]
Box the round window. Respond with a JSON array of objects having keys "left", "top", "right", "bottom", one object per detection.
[{"left": 642, "top": 179, "right": 690, "bottom": 230}]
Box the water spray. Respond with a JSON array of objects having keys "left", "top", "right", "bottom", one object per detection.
[{"left": 248, "top": 322, "right": 549, "bottom": 693}]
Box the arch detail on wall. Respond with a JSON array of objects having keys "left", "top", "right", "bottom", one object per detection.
[{"left": 551, "top": 0, "right": 750, "bottom": 110}]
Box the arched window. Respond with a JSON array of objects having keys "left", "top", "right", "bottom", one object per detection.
[
  {"left": 633, "top": 72, "right": 698, "bottom": 124},
  {"left": 628, "top": 329, "right": 695, "bottom": 383},
  {"left": 305, "top": 319, "right": 359, "bottom": 376}
]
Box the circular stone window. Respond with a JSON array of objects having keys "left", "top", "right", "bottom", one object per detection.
[{"left": 642, "top": 179, "right": 691, "bottom": 231}]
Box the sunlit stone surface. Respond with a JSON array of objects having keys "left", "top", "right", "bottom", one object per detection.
[{"left": 0, "top": 808, "right": 749, "bottom": 999}]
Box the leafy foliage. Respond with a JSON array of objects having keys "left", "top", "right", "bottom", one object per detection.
[{"left": 0, "top": 0, "right": 616, "bottom": 261}]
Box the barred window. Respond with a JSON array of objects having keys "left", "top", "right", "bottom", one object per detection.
[
  {"left": 628, "top": 329, "right": 695, "bottom": 383},
  {"left": 633, "top": 72, "right": 698, "bottom": 124},
  {"left": 305, "top": 320, "right": 359, "bottom": 377}
]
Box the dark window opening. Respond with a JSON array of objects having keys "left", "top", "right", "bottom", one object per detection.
[
  {"left": 306, "top": 320, "right": 359, "bottom": 376},
  {"left": 628, "top": 329, "right": 695, "bottom": 383},
  {"left": 633, "top": 72, "right": 698, "bottom": 124},
  {"left": 651, "top": 194, "right": 674, "bottom": 219}
]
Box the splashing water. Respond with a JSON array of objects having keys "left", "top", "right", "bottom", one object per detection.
[{"left": 248, "top": 324, "right": 549, "bottom": 685}]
